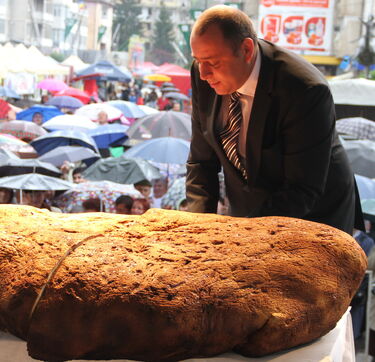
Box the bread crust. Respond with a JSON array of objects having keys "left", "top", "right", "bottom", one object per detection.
[{"left": 0, "top": 205, "right": 367, "bottom": 361}]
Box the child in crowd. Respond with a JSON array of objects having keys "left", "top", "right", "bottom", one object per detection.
[
  {"left": 82, "top": 198, "right": 104, "bottom": 212},
  {"left": 130, "top": 198, "right": 150, "bottom": 215},
  {"left": 115, "top": 195, "right": 133, "bottom": 214}
]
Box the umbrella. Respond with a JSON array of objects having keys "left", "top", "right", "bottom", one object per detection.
[
  {"left": 88, "top": 124, "right": 129, "bottom": 148},
  {"left": 0, "top": 133, "right": 28, "bottom": 146},
  {"left": 355, "top": 174, "right": 375, "bottom": 200},
  {"left": 0, "top": 86, "right": 21, "bottom": 99},
  {"left": 124, "top": 137, "right": 190, "bottom": 164},
  {"left": 30, "top": 130, "right": 99, "bottom": 156},
  {"left": 0, "top": 120, "right": 47, "bottom": 140},
  {"left": 161, "top": 87, "right": 180, "bottom": 92},
  {"left": 336, "top": 117, "right": 375, "bottom": 141},
  {"left": 144, "top": 74, "right": 172, "bottom": 82},
  {"left": 76, "top": 60, "right": 132, "bottom": 82},
  {"left": 75, "top": 103, "right": 127, "bottom": 123},
  {"left": 361, "top": 199, "right": 375, "bottom": 222},
  {"left": 163, "top": 92, "right": 190, "bottom": 101},
  {"left": 107, "top": 100, "right": 147, "bottom": 119},
  {"left": 161, "top": 82, "right": 175, "bottom": 87},
  {"left": 42, "top": 114, "right": 97, "bottom": 132},
  {"left": 82, "top": 155, "right": 161, "bottom": 184},
  {"left": 54, "top": 180, "right": 142, "bottom": 213},
  {"left": 0, "top": 173, "right": 73, "bottom": 191},
  {"left": 0, "top": 158, "right": 62, "bottom": 177},
  {"left": 55, "top": 87, "right": 91, "bottom": 104},
  {"left": 0, "top": 147, "right": 19, "bottom": 159},
  {"left": 37, "top": 78, "right": 68, "bottom": 92},
  {"left": 38, "top": 146, "right": 100, "bottom": 167},
  {"left": 46, "top": 95, "right": 84, "bottom": 109},
  {"left": 341, "top": 138, "right": 375, "bottom": 178},
  {"left": 16, "top": 105, "right": 64, "bottom": 122},
  {"left": 125, "top": 110, "right": 191, "bottom": 145},
  {"left": 0, "top": 99, "right": 11, "bottom": 118},
  {"left": 161, "top": 176, "right": 186, "bottom": 209},
  {"left": 138, "top": 105, "right": 159, "bottom": 115}
]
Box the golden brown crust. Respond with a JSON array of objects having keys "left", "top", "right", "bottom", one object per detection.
[{"left": 0, "top": 205, "right": 367, "bottom": 361}]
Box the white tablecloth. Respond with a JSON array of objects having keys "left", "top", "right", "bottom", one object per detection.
[{"left": 0, "top": 309, "right": 355, "bottom": 362}]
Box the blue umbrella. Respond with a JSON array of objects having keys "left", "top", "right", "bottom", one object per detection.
[
  {"left": 76, "top": 60, "right": 132, "bottom": 82},
  {"left": 0, "top": 86, "right": 21, "bottom": 99},
  {"left": 16, "top": 105, "right": 64, "bottom": 122},
  {"left": 163, "top": 92, "right": 190, "bottom": 101},
  {"left": 107, "top": 100, "right": 146, "bottom": 118},
  {"left": 88, "top": 124, "right": 129, "bottom": 148},
  {"left": 30, "top": 130, "right": 99, "bottom": 156},
  {"left": 46, "top": 95, "right": 84, "bottom": 109},
  {"left": 124, "top": 137, "right": 190, "bottom": 164}
]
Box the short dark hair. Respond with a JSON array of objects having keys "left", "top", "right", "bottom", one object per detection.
[
  {"left": 115, "top": 195, "right": 133, "bottom": 209},
  {"left": 193, "top": 5, "right": 257, "bottom": 54},
  {"left": 134, "top": 179, "right": 152, "bottom": 187},
  {"left": 82, "top": 197, "right": 103, "bottom": 212},
  {"left": 73, "top": 167, "right": 85, "bottom": 176}
]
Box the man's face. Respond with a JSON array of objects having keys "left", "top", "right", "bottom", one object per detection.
[
  {"left": 136, "top": 185, "right": 151, "bottom": 198},
  {"left": 153, "top": 180, "right": 167, "bottom": 198},
  {"left": 191, "top": 25, "right": 254, "bottom": 95}
]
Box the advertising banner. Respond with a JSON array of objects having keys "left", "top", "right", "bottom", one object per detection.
[{"left": 258, "top": 0, "right": 335, "bottom": 55}]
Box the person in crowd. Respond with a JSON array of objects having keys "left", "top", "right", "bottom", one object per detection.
[
  {"left": 172, "top": 102, "right": 182, "bottom": 112},
  {"left": 178, "top": 198, "right": 189, "bottom": 211},
  {"left": 157, "top": 94, "right": 169, "bottom": 111},
  {"left": 151, "top": 178, "right": 168, "bottom": 208},
  {"left": 115, "top": 195, "right": 133, "bottom": 214},
  {"left": 129, "top": 90, "right": 137, "bottom": 103},
  {"left": 0, "top": 187, "right": 13, "bottom": 204},
  {"left": 146, "top": 90, "right": 158, "bottom": 108},
  {"left": 72, "top": 167, "right": 87, "bottom": 183},
  {"left": 186, "top": 5, "right": 363, "bottom": 234},
  {"left": 121, "top": 84, "right": 130, "bottom": 101},
  {"left": 82, "top": 197, "right": 104, "bottom": 212},
  {"left": 97, "top": 111, "right": 109, "bottom": 125},
  {"left": 217, "top": 196, "right": 230, "bottom": 215},
  {"left": 15, "top": 189, "right": 61, "bottom": 212},
  {"left": 163, "top": 98, "right": 175, "bottom": 110},
  {"left": 130, "top": 198, "right": 150, "bottom": 215},
  {"left": 134, "top": 179, "right": 152, "bottom": 199},
  {"left": 31, "top": 112, "right": 43, "bottom": 125}
]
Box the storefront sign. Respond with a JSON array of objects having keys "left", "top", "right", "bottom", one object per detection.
[{"left": 258, "top": 0, "right": 335, "bottom": 55}]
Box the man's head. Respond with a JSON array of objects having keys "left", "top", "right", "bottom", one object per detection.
[
  {"left": 152, "top": 178, "right": 168, "bottom": 199},
  {"left": 97, "top": 111, "right": 108, "bottom": 125},
  {"left": 32, "top": 112, "right": 43, "bottom": 125},
  {"left": 115, "top": 195, "right": 133, "bottom": 214},
  {"left": 72, "top": 167, "right": 86, "bottom": 183},
  {"left": 190, "top": 5, "right": 257, "bottom": 95},
  {"left": 134, "top": 179, "right": 152, "bottom": 198}
]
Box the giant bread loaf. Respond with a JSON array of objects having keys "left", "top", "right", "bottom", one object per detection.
[{"left": 0, "top": 205, "right": 367, "bottom": 361}]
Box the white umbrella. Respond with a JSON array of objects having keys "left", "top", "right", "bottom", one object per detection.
[
  {"left": 38, "top": 146, "right": 100, "bottom": 167},
  {"left": 138, "top": 105, "right": 160, "bottom": 115},
  {"left": 42, "top": 114, "right": 97, "bottom": 132},
  {"left": 0, "top": 173, "right": 73, "bottom": 190},
  {"left": 75, "top": 103, "right": 127, "bottom": 123}
]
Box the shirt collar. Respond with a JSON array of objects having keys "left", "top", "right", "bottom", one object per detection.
[{"left": 237, "top": 47, "right": 261, "bottom": 97}]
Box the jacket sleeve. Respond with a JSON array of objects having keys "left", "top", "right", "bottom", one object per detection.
[{"left": 186, "top": 62, "right": 221, "bottom": 213}]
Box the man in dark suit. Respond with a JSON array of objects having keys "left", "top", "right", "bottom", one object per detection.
[{"left": 186, "top": 5, "right": 362, "bottom": 234}]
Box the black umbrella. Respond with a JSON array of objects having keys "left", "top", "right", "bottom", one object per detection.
[
  {"left": 125, "top": 111, "right": 191, "bottom": 145},
  {"left": 0, "top": 158, "right": 62, "bottom": 177},
  {"left": 82, "top": 156, "right": 161, "bottom": 184}
]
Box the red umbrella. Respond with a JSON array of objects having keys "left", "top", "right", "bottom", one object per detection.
[{"left": 55, "top": 87, "right": 91, "bottom": 104}]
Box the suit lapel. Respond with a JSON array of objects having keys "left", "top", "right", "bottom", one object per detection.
[
  {"left": 206, "top": 92, "right": 224, "bottom": 153},
  {"left": 246, "top": 40, "right": 275, "bottom": 186}
]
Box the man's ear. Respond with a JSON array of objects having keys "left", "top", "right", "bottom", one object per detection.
[{"left": 242, "top": 38, "right": 255, "bottom": 63}]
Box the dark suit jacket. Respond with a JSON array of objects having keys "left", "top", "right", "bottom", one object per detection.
[{"left": 186, "top": 39, "right": 363, "bottom": 234}]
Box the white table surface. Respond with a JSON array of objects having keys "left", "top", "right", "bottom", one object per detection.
[{"left": 0, "top": 309, "right": 355, "bottom": 362}]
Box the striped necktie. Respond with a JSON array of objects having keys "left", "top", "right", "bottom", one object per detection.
[{"left": 219, "top": 91, "right": 247, "bottom": 180}]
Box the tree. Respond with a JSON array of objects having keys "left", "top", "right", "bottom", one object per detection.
[
  {"left": 150, "top": 5, "right": 176, "bottom": 64},
  {"left": 112, "top": 0, "right": 143, "bottom": 51}
]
